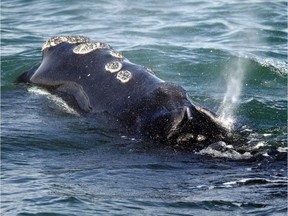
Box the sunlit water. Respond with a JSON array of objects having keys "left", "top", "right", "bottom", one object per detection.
[{"left": 1, "top": 0, "right": 287, "bottom": 215}]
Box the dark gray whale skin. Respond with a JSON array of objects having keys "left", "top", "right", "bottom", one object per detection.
[{"left": 17, "top": 36, "right": 231, "bottom": 149}]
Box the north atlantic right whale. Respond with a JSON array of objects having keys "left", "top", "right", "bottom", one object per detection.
[{"left": 17, "top": 36, "right": 232, "bottom": 150}]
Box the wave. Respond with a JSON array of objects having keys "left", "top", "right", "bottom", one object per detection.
[
  {"left": 223, "top": 177, "right": 288, "bottom": 186},
  {"left": 27, "top": 86, "right": 80, "bottom": 116}
]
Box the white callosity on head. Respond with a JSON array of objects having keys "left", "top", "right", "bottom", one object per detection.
[
  {"left": 110, "top": 50, "right": 124, "bottom": 59},
  {"left": 73, "top": 42, "right": 109, "bottom": 54},
  {"left": 144, "top": 66, "right": 155, "bottom": 75},
  {"left": 105, "top": 61, "right": 123, "bottom": 73},
  {"left": 116, "top": 70, "right": 132, "bottom": 83},
  {"left": 42, "top": 36, "right": 90, "bottom": 51}
]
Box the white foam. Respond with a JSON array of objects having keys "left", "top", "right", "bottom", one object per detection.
[
  {"left": 223, "top": 178, "right": 288, "bottom": 186},
  {"left": 255, "top": 57, "right": 288, "bottom": 76},
  {"left": 277, "top": 147, "right": 288, "bottom": 152},
  {"left": 252, "top": 141, "right": 266, "bottom": 149},
  {"left": 197, "top": 143, "right": 252, "bottom": 160},
  {"left": 28, "top": 86, "right": 79, "bottom": 116}
]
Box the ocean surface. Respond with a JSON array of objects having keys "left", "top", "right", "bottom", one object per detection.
[{"left": 1, "top": 0, "right": 287, "bottom": 215}]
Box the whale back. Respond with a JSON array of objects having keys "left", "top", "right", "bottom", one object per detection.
[{"left": 16, "top": 36, "right": 232, "bottom": 147}]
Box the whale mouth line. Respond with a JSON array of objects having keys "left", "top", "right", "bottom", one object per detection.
[
  {"left": 196, "top": 106, "right": 230, "bottom": 131},
  {"left": 167, "top": 106, "right": 192, "bottom": 140},
  {"left": 27, "top": 86, "right": 80, "bottom": 116},
  {"left": 167, "top": 105, "right": 232, "bottom": 145}
]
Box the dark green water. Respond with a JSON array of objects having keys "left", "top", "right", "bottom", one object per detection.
[{"left": 1, "top": 0, "right": 287, "bottom": 215}]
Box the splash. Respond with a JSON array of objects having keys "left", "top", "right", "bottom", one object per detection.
[
  {"left": 28, "top": 86, "right": 80, "bottom": 116},
  {"left": 197, "top": 141, "right": 252, "bottom": 160},
  {"left": 217, "top": 57, "right": 246, "bottom": 129}
]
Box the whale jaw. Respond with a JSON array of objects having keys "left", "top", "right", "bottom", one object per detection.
[
  {"left": 142, "top": 104, "right": 232, "bottom": 150},
  {"left": 168, "top": 105, "right": 232, "bottom": 148}
]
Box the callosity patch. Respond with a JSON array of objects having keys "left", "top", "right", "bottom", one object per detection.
[
  {"left": 73, "top": 42, "right": 110, "bottom": 54},
  {"left": 116, "top": 70, "right": 132, "bottom": 83},
  {"left": 42, "top": 36, "right": 90, "bottom": 51},
  {"left": 105, "top": 61, "right": 123, "bottom": 73}
]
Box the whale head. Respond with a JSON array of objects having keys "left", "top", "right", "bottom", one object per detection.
[{"left": 139, "top": 83, "right": 232, "bottom": 150}]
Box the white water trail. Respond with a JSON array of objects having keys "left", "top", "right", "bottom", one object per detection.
[
  {"left": 28, "top": 86, "right": 80, "bottom": 116},
  {"left": 216, "top": 5, "right": 263, "bottom": 130},
  {"left": 217, "top": 57, "right": 246, "bottom": 129}
]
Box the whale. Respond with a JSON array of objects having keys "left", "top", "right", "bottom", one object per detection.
[{"left": 17, "top": 36, "right": 232, "bottom": 150}]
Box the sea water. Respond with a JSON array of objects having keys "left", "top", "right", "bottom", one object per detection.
[{"left": 1, "top": 0, "right": 287, "bottom": 215}]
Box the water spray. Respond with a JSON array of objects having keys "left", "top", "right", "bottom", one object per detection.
[{"left": 217, "top": 57, "right": 246, "bottom": 129}]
